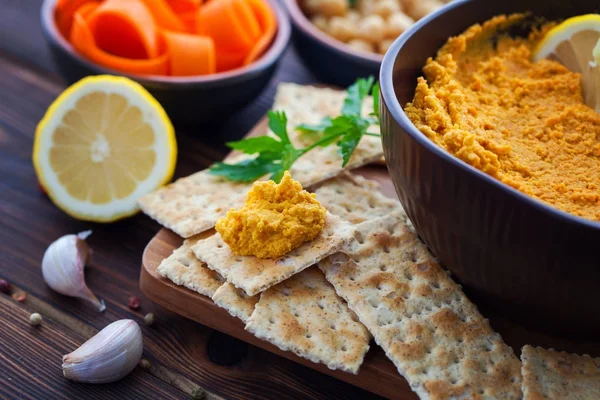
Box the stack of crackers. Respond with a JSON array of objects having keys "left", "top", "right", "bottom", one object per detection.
[{"left": 139, "top": 84, "right": 600, "bottom": 400}]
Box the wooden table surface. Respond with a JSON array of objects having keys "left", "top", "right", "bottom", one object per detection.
[{"left": 0, "top": 1, "right": 384, "bottom": 399}]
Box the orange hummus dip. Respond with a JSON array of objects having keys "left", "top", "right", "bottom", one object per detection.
[{"left": 405, "top": 15, "right": 600, "bottom": 221}]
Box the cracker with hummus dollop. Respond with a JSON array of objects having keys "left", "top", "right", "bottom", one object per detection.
[
  {"left": 157, "top": 174, "right": 406, "bottom": 324},
  {"left": 245, "top": 266, "right": 370, "bottom": 374},
  {"left": 318, "top": 212, "right": 522, "bottom": 399},
  {"left": 192, "top": 212, "right": 355, "bottom": 296},
  {"left": 138, "top": 83, "right": 383, "bottom": 239},
  {"left": 215, "top": 172, "right": 328, "bottom": 260}
]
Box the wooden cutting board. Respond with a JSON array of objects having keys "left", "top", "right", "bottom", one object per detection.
[
  {"left": 140, "top": 117, "right": 414, "bottom": 399},
  {"left": 139, "top": 117, "right": 600, "bottom": 400}
]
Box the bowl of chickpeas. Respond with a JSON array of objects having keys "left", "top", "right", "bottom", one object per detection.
[{"left": 283, "top": 0, "right": 452, "bottom": 86}]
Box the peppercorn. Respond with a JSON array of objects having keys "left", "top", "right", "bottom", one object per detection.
[{"left": 0, "top": 279, "right": 11, "bottom": 294}]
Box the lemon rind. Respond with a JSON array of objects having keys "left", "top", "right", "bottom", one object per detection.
[
  {"left": 533, "top": 14, "right": 600, "bottom": 61},
  {"left": 33, "top": 75, "right": 177, "bottom": 223}
]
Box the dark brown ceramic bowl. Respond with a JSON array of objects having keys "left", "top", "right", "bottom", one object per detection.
[
  {"left": 40, "top": 0, "right": 291, "bottom": 127},
  {"left": 282, "top": 0, "right": 382, "bottom": 87},
  {"left": 380, "top": 0, "right": 600, "bottom": 338}
]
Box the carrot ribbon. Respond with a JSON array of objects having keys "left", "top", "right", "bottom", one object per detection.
[{"left": 56, "top": 0, "right": 276, "bottom": 76}]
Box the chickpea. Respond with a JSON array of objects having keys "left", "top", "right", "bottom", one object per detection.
[
  {"left": 347, "top": 39, "right": 376, "bottom": 53},
  {"left": 378, "top": 39, "right": 395, "bottom": 55},
  {"left": 372, "top": 0, "right": 401, "bottom": 19},
  {"left": 401, "top": 0, "right": 443, "bottom": 20},
  {"left": 356, "top": 15, "right": 386, "bottom": 44},
  {"left": 385, "top": 12, "right": 414, "bottom": 39},
  {"left": 304, "top": 0, "right": 348, "bottom": 17},
  {"left": 311, "top": 15, "right": 329, "bottom": 31},
  {"left": 357, "top": 0, "right": 374, "bottom": 16},
  {"left": 346, "top": 10, "right": 361, "bottom": 22},
  {"left": 307, "top": 0, "right": 451, "bottom": 56},
  {"left": 328, "top": 16, "right": 356, "bottom": 42}
]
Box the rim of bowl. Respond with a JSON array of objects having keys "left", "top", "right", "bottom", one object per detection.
[
  {"left": 282, "top": 0, "right": 383, "bottom": 65},
  {"left": 380, "top": 0, "right": 600, "bottom": 230},
  {"left": 40, "top": 0, "right": 291, "bottom": 86}
]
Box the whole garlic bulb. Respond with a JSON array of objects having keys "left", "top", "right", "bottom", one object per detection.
[
  {"left": 41, "top": 231, "right": 105, "bottom": 311},
  {"left": 63, "top": 319, "right": 143, "bottom": 383}
]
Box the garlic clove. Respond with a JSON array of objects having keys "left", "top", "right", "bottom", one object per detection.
[
  {"left": 63, "top": 319, "right": 143, "bottom": 384},
  {"left": 42, "top": 231, "right": 106, "bottom": 312}
]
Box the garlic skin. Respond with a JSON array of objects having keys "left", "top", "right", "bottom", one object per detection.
[
  {"left": 41, "top": 231, "right": 106, "bottom": 312},
  {"left": 63, "top": 319, "right": 143, "bottom": 383}
]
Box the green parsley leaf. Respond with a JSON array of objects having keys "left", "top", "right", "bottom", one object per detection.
[
  {"left": 336, "top": 116, "right": 370, "bottom": 167},
  {"left": 210, "top": 155, "right": 279, "bottom": 182},
  {"left": 371, "top": 82, "right": 380, "bottom": 122},
  {"left": 296, "top": 117, "right": 334, "bottom": 144},
  {"left": 296, "top": 117, "right": 333, "bottom": 134},
  {"left": 268, "top": 110, "right": 291, "bottom": 145},
  {"left": 272, "top": 144, "right": 302, "bottom": 182},
  {"left": 342, "top": 76, "right": 375, "bottom": 116},
  {"left": 211, "top": 111, "right": 304, "bottom": 183},
  {"left": 208, "top": 77, "right": 381, "bottom": 183},
  {"left": 227, "top": 136, "right": 285, "bottom": 154}
]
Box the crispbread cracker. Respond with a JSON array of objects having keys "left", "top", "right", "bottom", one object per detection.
[
  {"left": 138, "top": 171, "right": 251, "bottom": 238},
  {"left": 318, "top": 212, "right": 522, "bottom": 400},
  {"left": 246, "top": 266, "right": 370, "bottom": 374},
  {"left": 273, "top": 83, "right": 383, "bottom": 187},
  {"left": 212, "top": 283, "right": 258, "bottom": 323},
  {"left": 139, "top": 84, "right": 384, "bottom": 238},
  {"left": 314, "top": 173, "right": 405, "bottom": 224},
  {"left": 273, "top": 83, "right": 379, "bottom": 139},
  {"left": 192, "top": 213, "right": 356, "bottom": 296},
  {"left": 521, "top": 345, "right": 600, "bottom": 400},
  {"left": 156, "top": 233, "right": 225, "bottom": 297}
]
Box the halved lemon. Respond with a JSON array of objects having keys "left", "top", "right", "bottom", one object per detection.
[
  {"left": 33, "top": 75, "right": 176, "bottom": 222},
  {"left": 533, "top": 14, "right": 600, "bottom": 112}
]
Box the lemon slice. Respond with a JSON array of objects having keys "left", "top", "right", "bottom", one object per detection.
[
  {"left": 33, "top": 75, "right": 176, "bottom": 222},
  {"left": 533, "top": 14, "right": 600, "bottom": 112}
]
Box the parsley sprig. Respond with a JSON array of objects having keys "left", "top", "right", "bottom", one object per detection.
[{"left": 210, "top": 77, "right": 380, "bottom": 183}]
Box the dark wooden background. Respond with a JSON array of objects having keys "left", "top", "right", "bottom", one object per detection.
[{"left": 0, "top": 1, "right": 384, "bottom": 398}]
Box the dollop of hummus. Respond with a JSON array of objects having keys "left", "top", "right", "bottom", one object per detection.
[
  {"left": 404, "top": 14, "right": 600, "bottom": 221},
  {"left": 215, "top": 171, "right": 327, "bottom": 259}
]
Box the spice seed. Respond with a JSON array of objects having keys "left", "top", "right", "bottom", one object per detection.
[
  {"left": 30, "top": 313, "right": 43, "bottom": 326},
  {"left": 0, "top": 279, "right": 11, "bottom": 294},
  {"left": 144, "top": 313, "right": 155, "bottom": 326},
  {"left": 139, "top": 359, "right": 151, "bottom": 370}
]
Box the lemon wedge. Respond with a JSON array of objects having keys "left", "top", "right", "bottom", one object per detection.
[
  {"left": 33, "top": 75, "right": 176, "bottom": 222},
  {"left": 533, "top": 14, "right": 600, "bottom": 112}
]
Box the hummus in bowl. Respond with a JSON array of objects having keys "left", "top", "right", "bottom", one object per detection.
[
  {"left": 379, "top": 0, "right": 600, "bottom": 338},
  {"left": 404, "top": 14, "right": 600, "bottom": 221}
]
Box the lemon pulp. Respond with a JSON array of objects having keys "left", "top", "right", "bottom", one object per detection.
[
  {"left": 34, "top": 75, "right": 176, "bottom": 222},
  {"left": 533, "top": 14, "right": 600, "bottom": 112}
]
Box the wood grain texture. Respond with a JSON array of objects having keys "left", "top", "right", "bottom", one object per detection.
[
  {"left": 141, "top": 115, "right": 408, "bottom": 398},
  {"left": 2, "top": 1, "right": 600, "bottom": 399},
  {"left": 0, "top": 294, "right": 186, "bottom": 400},
  {"left": 140, "top": 112, "right": 600, "bottom": 400},
  {"left": 142, "top": 226, "right": 416, "bottom": 400},
  {"left": 0, "top": 1, "right": 381, "bottom": 398}
]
